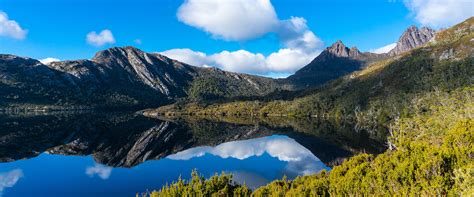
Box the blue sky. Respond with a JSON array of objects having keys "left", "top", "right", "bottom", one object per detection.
[{"left": 0, "top": 0, "right": 472, "bottom": 77}]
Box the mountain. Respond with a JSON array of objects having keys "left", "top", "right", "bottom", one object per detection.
[
  {"left": 284, "top": 25, "right": 437, "bottom": 89},
  {"left": 285, "top": 40, "right": 383, "bottom": 89},
  {"left": 389, "top": 26, "right": 436, "bottom": 55},
  {"left": 0, "top": 47, "right": 281, "bottom": 110}
]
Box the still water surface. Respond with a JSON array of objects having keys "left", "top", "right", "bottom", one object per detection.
[{"left": 0, "top": 112, "right": 384, "bottom": 196}]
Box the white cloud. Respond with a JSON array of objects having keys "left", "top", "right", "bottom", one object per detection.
[
  {"left": 86, "top": 29, "right": 115, "bottom": 47},
  {"left": 167, "top": 135, "right": 329, "bottom": 176},
  {"left": 160, "top": 48, "right": 320, "bottom": 76},
  {"left": 266, "top": 48, "right": 319, "bottom": 73},
  {"left": 177, "top": 0, "right": 279, "bottom": 41},
  {"left": 173, "top": 0, "right": 324, "bottom": 76},
  {"left": 370, "top": 43, "right": 397, "bottom": 54},
  {"left": 0, "top": 11, "right": 27, "bottom": 40},
  {"left": 85, "top": 164, "right": 112, "bottom": 180},
  {"left": 211, "top": 50, "right": 268, "bottom": 74},
  {"left": 0, "top": 169, "right": 23, "bottom": 196},
  {"left": 277, "top": 17, "right": 324, "bottom": 53},
  {"left": 39, "top": 57, "right": 60, "bottom": 65},
  {"left": 160, "top": 48, "right": 209, "bottom": 67},
  {"left": 404, "top": 0, "right": 474, "bottom": 28},
  {"left": 177, "top": 0, "right": 323, "bottom": 51}
]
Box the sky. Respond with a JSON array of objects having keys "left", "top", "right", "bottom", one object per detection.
[{"left": 0, "top": 0, "right": 473, "bottom": 78}]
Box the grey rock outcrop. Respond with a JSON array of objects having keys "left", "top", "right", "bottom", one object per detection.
[{"left": 389, "top": 26, "right": 436, "bottom": 55}]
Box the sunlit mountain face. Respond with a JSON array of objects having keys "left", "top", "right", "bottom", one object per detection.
[{"left": 0, "top": 112, "right": 384, "bottom": 196}]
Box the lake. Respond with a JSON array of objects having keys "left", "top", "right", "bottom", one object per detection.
[{"left": 0, "top": 112, "right": 385, "bottom": 196}]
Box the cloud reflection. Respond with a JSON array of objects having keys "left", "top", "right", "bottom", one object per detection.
[
  {"left": 167, "top": 135, "right": 329, "bottom": 176},
  {"left": 0, "top": 169, "right": 23, "bottom": 196},
  {"left": 85, "top": 164, "right": 112, "bottom": 180}
]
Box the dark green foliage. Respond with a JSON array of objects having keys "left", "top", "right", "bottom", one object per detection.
[
  {"left": 188, "top": 68, "right": 281, "bottom": 104},
  {"left": 257, "top": 87, "right": 473, "bottom": 196},
  {"left": 188, "top": 77, "right": 227, "bottom": 101},
  {"left": 140, "top": 170, "right": 250, "bottom": 197}
]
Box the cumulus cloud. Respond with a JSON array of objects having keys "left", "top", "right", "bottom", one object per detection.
[
  {"left": 85, "top": 164, "right": 112, "bottom": 180},
  {"left": 277, "top": 17, "right": 323, "bottom": 52},
  {"left": 172, "top": 0, "right": 323, "bottom": 76},
  {"left": 0, "top": 169, "right": 23, "bottom": 195},
  {"left": 167, "top": 135, "right": 329, "bottom": 176},
  {"left": 160, "top": 48, "right": 320, "bottom": 76},
  {"left": 39, "top": 57, "right": 60, "bottom": 65},
  {"left": 177, "top": 0, "right": 279, "bottom": 41},
  {"left": 160, "top": 48, "right": 209, "bottom": 67},
  {"left": 370, "top": 43, "right": 397, "bottom": 54},
  {"left": 0, "top": 11, "right": 27, "bottom": 40},
  {"left": 210, "top": 50, "right": 268, "bottom": 74},
  {"left": 404, "top": 0, "right": 474, "bottom": 28},
  {"left": 86, "top": 29, "right": 115, "bottom": 47}
]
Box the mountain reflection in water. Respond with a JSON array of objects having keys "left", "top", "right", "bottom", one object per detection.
[{"left": 0, "top": 112, "right": 386, "bottom": 196}]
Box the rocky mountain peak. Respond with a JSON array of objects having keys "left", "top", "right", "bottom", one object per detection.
[
  {"left": 327, "top": 40, "right": 350, "bottom": 57},
  {"left": 92, "top": 46, "right": 145, "bottom": 63},
  {"left": 325, "top": 40, "right": 361, "bottom": 58},
  {"left": 349, "top": 46, "right": 361, "bottom": 57},
  {"left": 389, "top": 25, "right": 436, "bottom": 55}
]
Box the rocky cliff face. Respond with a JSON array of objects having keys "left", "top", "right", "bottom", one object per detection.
[
  {"left": 325, "top": 40, "right": 363, "bottom": 58},
  {"left": 0, "top": 47, "right": 281, "bottom": 109},
  {"left": 389, "top": 26, "right": 436, "bottom": 55}
]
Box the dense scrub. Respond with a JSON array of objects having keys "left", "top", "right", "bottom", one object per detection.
[
  {"left": 139, "top": 170, "right": 250, "bottom": 197},
  {"left": 254, "top": 87, "right": 473, "bottom": 196}
]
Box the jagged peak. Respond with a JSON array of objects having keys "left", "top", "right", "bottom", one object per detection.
[
  {"left": 389, "top": 25, "right": 436, "bottom": 55},
  {"left": 349, "top": 46, "right": 361, "bottom": 56},
  {"left": 327, "top": 40, "right": 349, "bottom": 57},
  {"left": 324, "top": 40, "right": 362, "bottom": 58}
]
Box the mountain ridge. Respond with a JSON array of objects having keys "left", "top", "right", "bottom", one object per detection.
[
  {"left": 0, "top": 23, "right": 443, "bottom": 110},
  {"left": 0, "top": 47, "right": 281, "bottom": 110}
]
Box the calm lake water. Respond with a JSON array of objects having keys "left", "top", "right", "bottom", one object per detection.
[{"left": 0, "top": 112, "right": 385, "bottom": 197}]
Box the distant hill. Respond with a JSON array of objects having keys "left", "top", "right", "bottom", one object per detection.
[{"left": 0, "top": 47, "right": 281, "bottom": 110}]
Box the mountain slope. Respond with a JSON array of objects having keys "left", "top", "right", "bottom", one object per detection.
[
  {"left": 0, "top": 47, "right": 281, "bottom": 110},
  {"left": 285, "top": 41, "right": 383, "bottom": 89}
]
